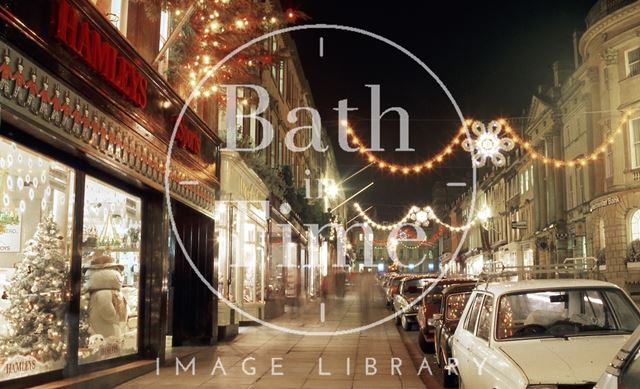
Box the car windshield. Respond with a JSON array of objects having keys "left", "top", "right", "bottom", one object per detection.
[
  {"left": 496, "top": 288, "right": 640, "bottom": 340},
  {"left": 445, "top": 293, "right": 471, "bottom": 321},
  {"left": 403, "top": 279, "right": 423, "bottom": 295}
]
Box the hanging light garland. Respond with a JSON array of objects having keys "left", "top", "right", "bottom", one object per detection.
[
  {"left": 345, "top": 110, "right": 635, "bottom": 174},
  {"left": 398, "top": 225, "right": 445, "bottom": 249},
  {"left": 353, "top": 203, "right": 482, "bottom": 232},
  {"left": 498, "top": 110, "right": 635, "bottom": 168},
  {"left": 345, "top": 121, "right": 472, "bottom": 175}
]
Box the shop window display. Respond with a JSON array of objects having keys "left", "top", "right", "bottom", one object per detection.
[
  {"left": 268, "top": 228, "right": 285, "bottom": 300},
  {"left": 241, "top": 203, "right": 266, "bottom": 303},
  {"left": 0, "top": 138, "right": 74, "bottom": 381},
  {"left": 215, "top": 202, "right": 235, "bottom": 302},
  {"left": 78, "top": 177, "right": 140, "bottom": 364}
]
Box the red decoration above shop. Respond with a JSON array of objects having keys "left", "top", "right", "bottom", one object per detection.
[{"left": 54, "top": 0, "right": 148, "bottom": 108}]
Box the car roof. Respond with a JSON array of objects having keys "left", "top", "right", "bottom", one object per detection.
[
  {"left": 475, "top": 279, "right": 620, "bottom": 295},
  {"left": 442, "top": 283, "right": 476, "bottom": 295}
]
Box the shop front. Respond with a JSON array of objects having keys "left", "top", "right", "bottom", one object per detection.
[
  {"left": 265, "top": 199, "right": 307, "bottom": 319},
  {"left": 0, "top": 1, "right": 220, "bottom": 386},
  {"left": 216, "top": 151, "right": 268, "bottom": 336},
  {"left": 494, "top": 242, "right": 519, "bottom": 267},
  {"left": 588, "top": 191, "right": 640, "bottom": 295},
  {"left": 464, "top": 252, "right": 485, "bottom": 276}
]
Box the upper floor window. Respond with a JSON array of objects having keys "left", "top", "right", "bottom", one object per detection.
[
  {"left": 92, "top": 0, "right": 129, "bottom": 36},
  {"left": 630, "top": 118, "right": 640, "bottom": 169},
  {"left": 576, "top": 165, "right": 584, "bottom": 205},
  {"left": 626, "top": 47, "right": 640, "bottom": 78},
  {"left": 631, "top": 209, "right": 640, "bottom": 241},
  {"left": 605, "top": 132, "right": 613, "bottom": 179},
  {"left": 159, "top": 9, "right": 170, "bottom": 50}
]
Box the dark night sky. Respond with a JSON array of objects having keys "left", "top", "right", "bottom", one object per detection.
[{"left": 285, "top": 0, "right": 596, "bottom": 221}]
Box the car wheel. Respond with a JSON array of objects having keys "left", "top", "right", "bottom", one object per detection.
[
  {"left": 418, "top": 330, "right": 430, "bottom": 353},
  {"left": 443, "top": 363, "right": 458, "bottom": 388},
  {"left": 401, "top": 315, "right": 412, "bottom": 331},
  {"left": 417, "top": 328, "right": 435, "bottom": 353}
]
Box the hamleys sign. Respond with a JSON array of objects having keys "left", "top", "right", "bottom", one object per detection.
[{"left": 54, "top": 0, "right": 148, "bottom": 108}]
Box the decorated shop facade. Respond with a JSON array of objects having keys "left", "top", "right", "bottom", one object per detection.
[{"left": 0, "top": 0, "right": 221, "bottom": 386}]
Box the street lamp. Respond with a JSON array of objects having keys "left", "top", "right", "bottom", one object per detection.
[
  {"left": 477, "top": 206, "right": 491, "bottom": 225},
  {"left": 325, "top": 182, "right": 340, "bottom": 199}
]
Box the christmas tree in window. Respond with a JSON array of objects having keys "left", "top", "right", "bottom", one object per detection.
[{"left": 0, "top": 216, "right": 69, "bottom": 368}]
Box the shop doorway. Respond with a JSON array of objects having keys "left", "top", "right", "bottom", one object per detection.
[{"left": 167, "top": 201, "right": 217, "bottom": 346}]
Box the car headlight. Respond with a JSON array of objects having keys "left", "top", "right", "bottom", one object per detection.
[{"left": 527, "top": 385, "right": 558, "bottom": 389}]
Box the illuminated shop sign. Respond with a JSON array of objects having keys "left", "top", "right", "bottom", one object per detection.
[{"left": 54, "top": 0, "right": 148, "bottom": 108}]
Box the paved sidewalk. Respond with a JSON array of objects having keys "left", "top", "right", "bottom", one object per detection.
[{"left": 118, "top": 289, "right": 426, "bottom": 388}]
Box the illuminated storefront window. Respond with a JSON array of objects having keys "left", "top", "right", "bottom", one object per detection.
[
  {"left": 0, "top": 138, "right": 75, "bottom": 381},
  {"left": 79, "top": 177, "right": 141, "bottom": 364}
]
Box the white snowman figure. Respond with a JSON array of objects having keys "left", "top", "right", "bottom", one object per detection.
[{"left": 83, "top": 256, "right": 128, "bottom": 339}]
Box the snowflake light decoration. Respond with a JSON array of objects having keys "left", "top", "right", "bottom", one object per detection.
[{"left": 462, "top": 120, "right": 515, "bottom": 167}]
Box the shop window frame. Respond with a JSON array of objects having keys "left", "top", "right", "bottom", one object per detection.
[{"left": 0, "top": 128, "right": 148, "bottom": 386}]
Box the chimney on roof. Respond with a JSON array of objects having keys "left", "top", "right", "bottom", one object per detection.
[
  {"left": 572, "top": 30, "right": 584, "bottom": 69},
  {"left": 552, "top": 60, "right": 572, "bottom": 88}
]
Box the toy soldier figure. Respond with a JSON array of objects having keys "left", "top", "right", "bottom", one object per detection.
[
  {"left": 87, "top": 114, "right": 99, "bottom": 145},
  {"left": 60, "top": 92, "right": 72, "bottom": 129},
  {"left": 99, "top": 123, "right": 110, "bottom": 152},
  {"left": 80, "top": 106, "right": 91, "bottom": 140},
  {"left": 121, "top": 135, "right": 129, "bottom": 164},
  {"left": 49, "top": 86, "right": 62, "bottom": 124},
  {"left": 24, "top": 68, "right": 38, "bottom": 108},
  {"left": 70, "top": 102, "right": 82, "bottom": 136},
  {"left": 38, "top": 77, "right": 52, "bottom": 117},
  {"left": 114, "top": 131, "right": 123, "bottom": 160},
  {"left": 11, "top": 60, "right": 25, "bottom": 101},
  {"left": 0, "top": 50, "right": 12, "bottom": 97},
  {"left": 107, "top": 127, "right": 116, "bottom": 156},
  {"left": 96, "top": 119, "right": 107, "bottom": 150}
]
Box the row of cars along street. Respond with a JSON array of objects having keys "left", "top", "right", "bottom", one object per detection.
[{"left": 381, "top": 258, "right": 640, "bottom": 388}]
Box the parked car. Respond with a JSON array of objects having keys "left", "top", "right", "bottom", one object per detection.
[
  {"left": 393, "top": 277, "right": 428, "bottom": 330},
  {"left": 429, "top": 283, "right": 476, "bottom": 387},
  {"left": 416, "top": 277, "right": 476, "bottom": 354},
  {"left": 595, "top": 324, "right": 640, "bottom": 388},
  {"left": 451, "top": 279, "right": 640, "bottom": 389},
  {"left": 385, "top": 274, "right": 407, "bottom": 306}
]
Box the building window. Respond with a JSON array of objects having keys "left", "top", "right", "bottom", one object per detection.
[
  {"left": 626, "top": 47, "right": 640, "bottom": 78},
  {"left": 605, "top": 141, "right": 613, "bottom": 179},
  {"left": 599, "top": 218, "right": 606, "bottom": 250},
  {"left": 0, "top": 137, "right": 75, "bottom": 381},
  {"left": 79, "top": 176, "right": 141, "bottom": 365},
  {"left": 576, "top": 165, "right": 584, "bottom": 205},
  {"left": 278, "top": 61, "right": 285, "bottom": 96},
  {"left": 92, "top": 0, "right": 129, "bottom": 36},
  {"left": 159, "top": 9, "right": 170, "bottom": 50},
  {"left": 568, "top": 174, "right": 574, "bottom": 209},
  {"left": 631, "top": 209, "right": 640, "bottom": 241},
  {"left": 630, "top": 118, "right": 640, "bottom": 169},
  {"left": 157, "top": 9, "right": 171, "bottom": 77}
]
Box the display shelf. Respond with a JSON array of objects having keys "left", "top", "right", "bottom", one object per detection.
[{"left": 82, "top": 246, "right": 140, "bottom": 253}]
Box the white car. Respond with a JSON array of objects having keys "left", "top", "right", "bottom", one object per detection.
[
  {"left": 595, "top": 323, "right": 640, "bottom": 388},
  {"left": 451, "top": 279, "right": 640, "bottom": 389}
]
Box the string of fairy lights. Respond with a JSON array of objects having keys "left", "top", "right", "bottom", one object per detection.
[
  {"left": 353, "top": 203, "right": 487, "bottom": 233},
  {"left": 344, "top": 110, "right": 635, "bottom": 174},
  {"left": 345, "top": 123, "right": 469, "bottom": 174}
]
